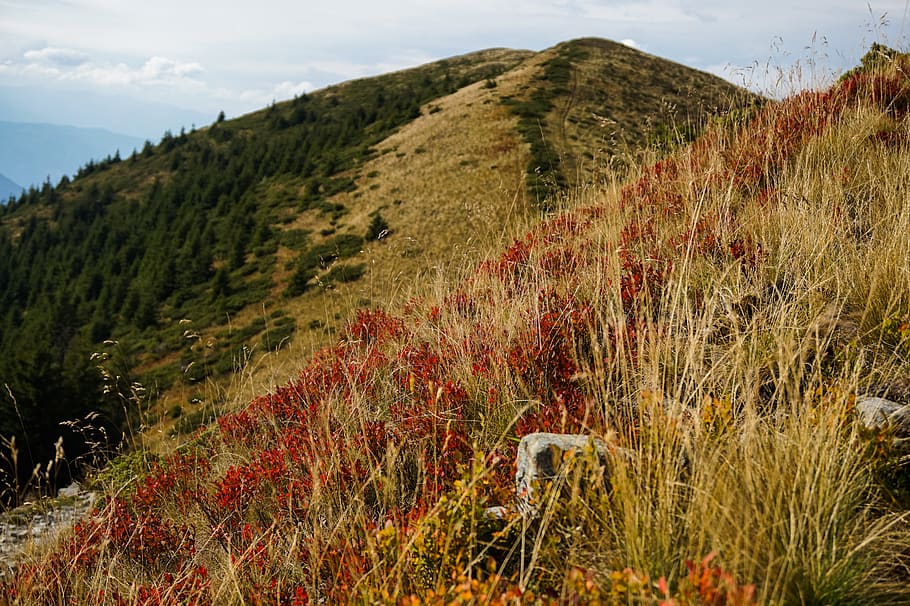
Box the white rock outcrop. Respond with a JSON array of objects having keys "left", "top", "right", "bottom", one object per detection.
[
  {"left": 856, "top": 396, "right": 910, "bottom": 450},
  {"left": 514, "top": 432, "right": 617, "bottom": 517}
]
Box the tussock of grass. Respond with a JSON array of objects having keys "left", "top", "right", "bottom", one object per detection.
[{"left": 6, "top": 52, "right": 910, "bottom": 605}]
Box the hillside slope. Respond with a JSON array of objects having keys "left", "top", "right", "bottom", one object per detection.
[
  {"left": 5, "top": 47, "right": 910, "bottom": 603},
  {"left": 0, "top": 39, "right": 749, "bottom": 472}
]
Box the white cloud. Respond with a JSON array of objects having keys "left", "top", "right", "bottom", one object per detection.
[
  {"left": 570, "top": 0, "right": 700, "bottom": 24},
  {"left": 1, "top": 43, "right": 320, "bottom": 115},
  {"left": 235, "top": 80, "right": 314, "bottom": 106},
  {"left": 269, "top": 80, "right": 313, "bottom": 99},
  {"left": 141, "top": 56, "right": 203, "bottom": 80},
  {"left": 292, "top": 50, "right": 438, "bottom": 82},
  {"left": 14, "top": 52, "right": 207, "bottom": 88},
  {"left": 3, "top": 0, "right": 910, "bottom": 129},
  {"left": 23, "top": 46, "right": 89, "bottom": 66}
]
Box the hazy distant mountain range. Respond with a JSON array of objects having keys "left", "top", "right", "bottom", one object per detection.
[
  {"left": 0, "top": 172, "right": 22, "bottom": 201},
  {"left": 0, "top": 121, "right": 145, "bottom": 193},
  {"left": 0, "top": 85, "right": 212, "bottom": 140}
]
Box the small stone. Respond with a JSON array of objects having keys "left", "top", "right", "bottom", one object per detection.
[
  {"left": 857, "top": 396, "right": 903, "bottom": 429},
  {"left": 857, "top": 396, "right": 910, "bottom": 451},
  {"left": 58, "top": 482, "right": 82, "bottom": 499},
  {"left": 515, "top": 432, "right": 622, "bottom": 517}
]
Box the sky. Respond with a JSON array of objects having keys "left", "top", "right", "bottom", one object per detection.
[{"left": 1, "top": 0, "right": 909, "bottom": 139}]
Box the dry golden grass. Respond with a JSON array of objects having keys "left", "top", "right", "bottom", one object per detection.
[{"left": 211, "top": 58, "right": 548, "bottom": 415}]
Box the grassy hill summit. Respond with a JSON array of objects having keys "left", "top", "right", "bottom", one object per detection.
[
  {"left": 0, "top": 38, "right": 749, "bottom": 476},
  {"left": 2, "top": 41, "right": 910, "bottom": 603}
]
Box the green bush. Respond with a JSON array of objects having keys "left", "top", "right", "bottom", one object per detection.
[
  {"left": 323, "top": 262, "right": 366, "bottom": 285},
  {"left": 366, "top": 211, "right": 390, "bottom": 241}
]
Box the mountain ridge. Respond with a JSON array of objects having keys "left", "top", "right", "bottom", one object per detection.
[
  {"left": 0, "top": 37, "right": 752, "bottom": 479},
  {"left": 0, "top": 85, "right": 212, "bottom": 140}
]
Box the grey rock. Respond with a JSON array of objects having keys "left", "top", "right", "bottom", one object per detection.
[
  {"left": 57, "top": 482, "right": 83, "bottom": 499},
  {"left": 857, "top": 396, "right": 903, "bottom": 429},
  {"left": 0, "top": 487, "right": 96, "bottom": 570},
  {"left": 857, "top": 396, "right": 910, "bottom": 450},
  {"left": 515, "top": 432, "right": 622, "bottom": 517}
]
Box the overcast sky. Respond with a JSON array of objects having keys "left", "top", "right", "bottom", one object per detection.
[{"left": 1, "top": 1, "right": 909, "bottom": 138}]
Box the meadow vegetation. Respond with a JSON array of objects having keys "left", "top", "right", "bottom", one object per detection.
[
  {"left": 4, "top": 45, "right": 910, "bottom": 604},
  {"left": 0, "top": 39, "right": 742, "bottom": 482}
]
